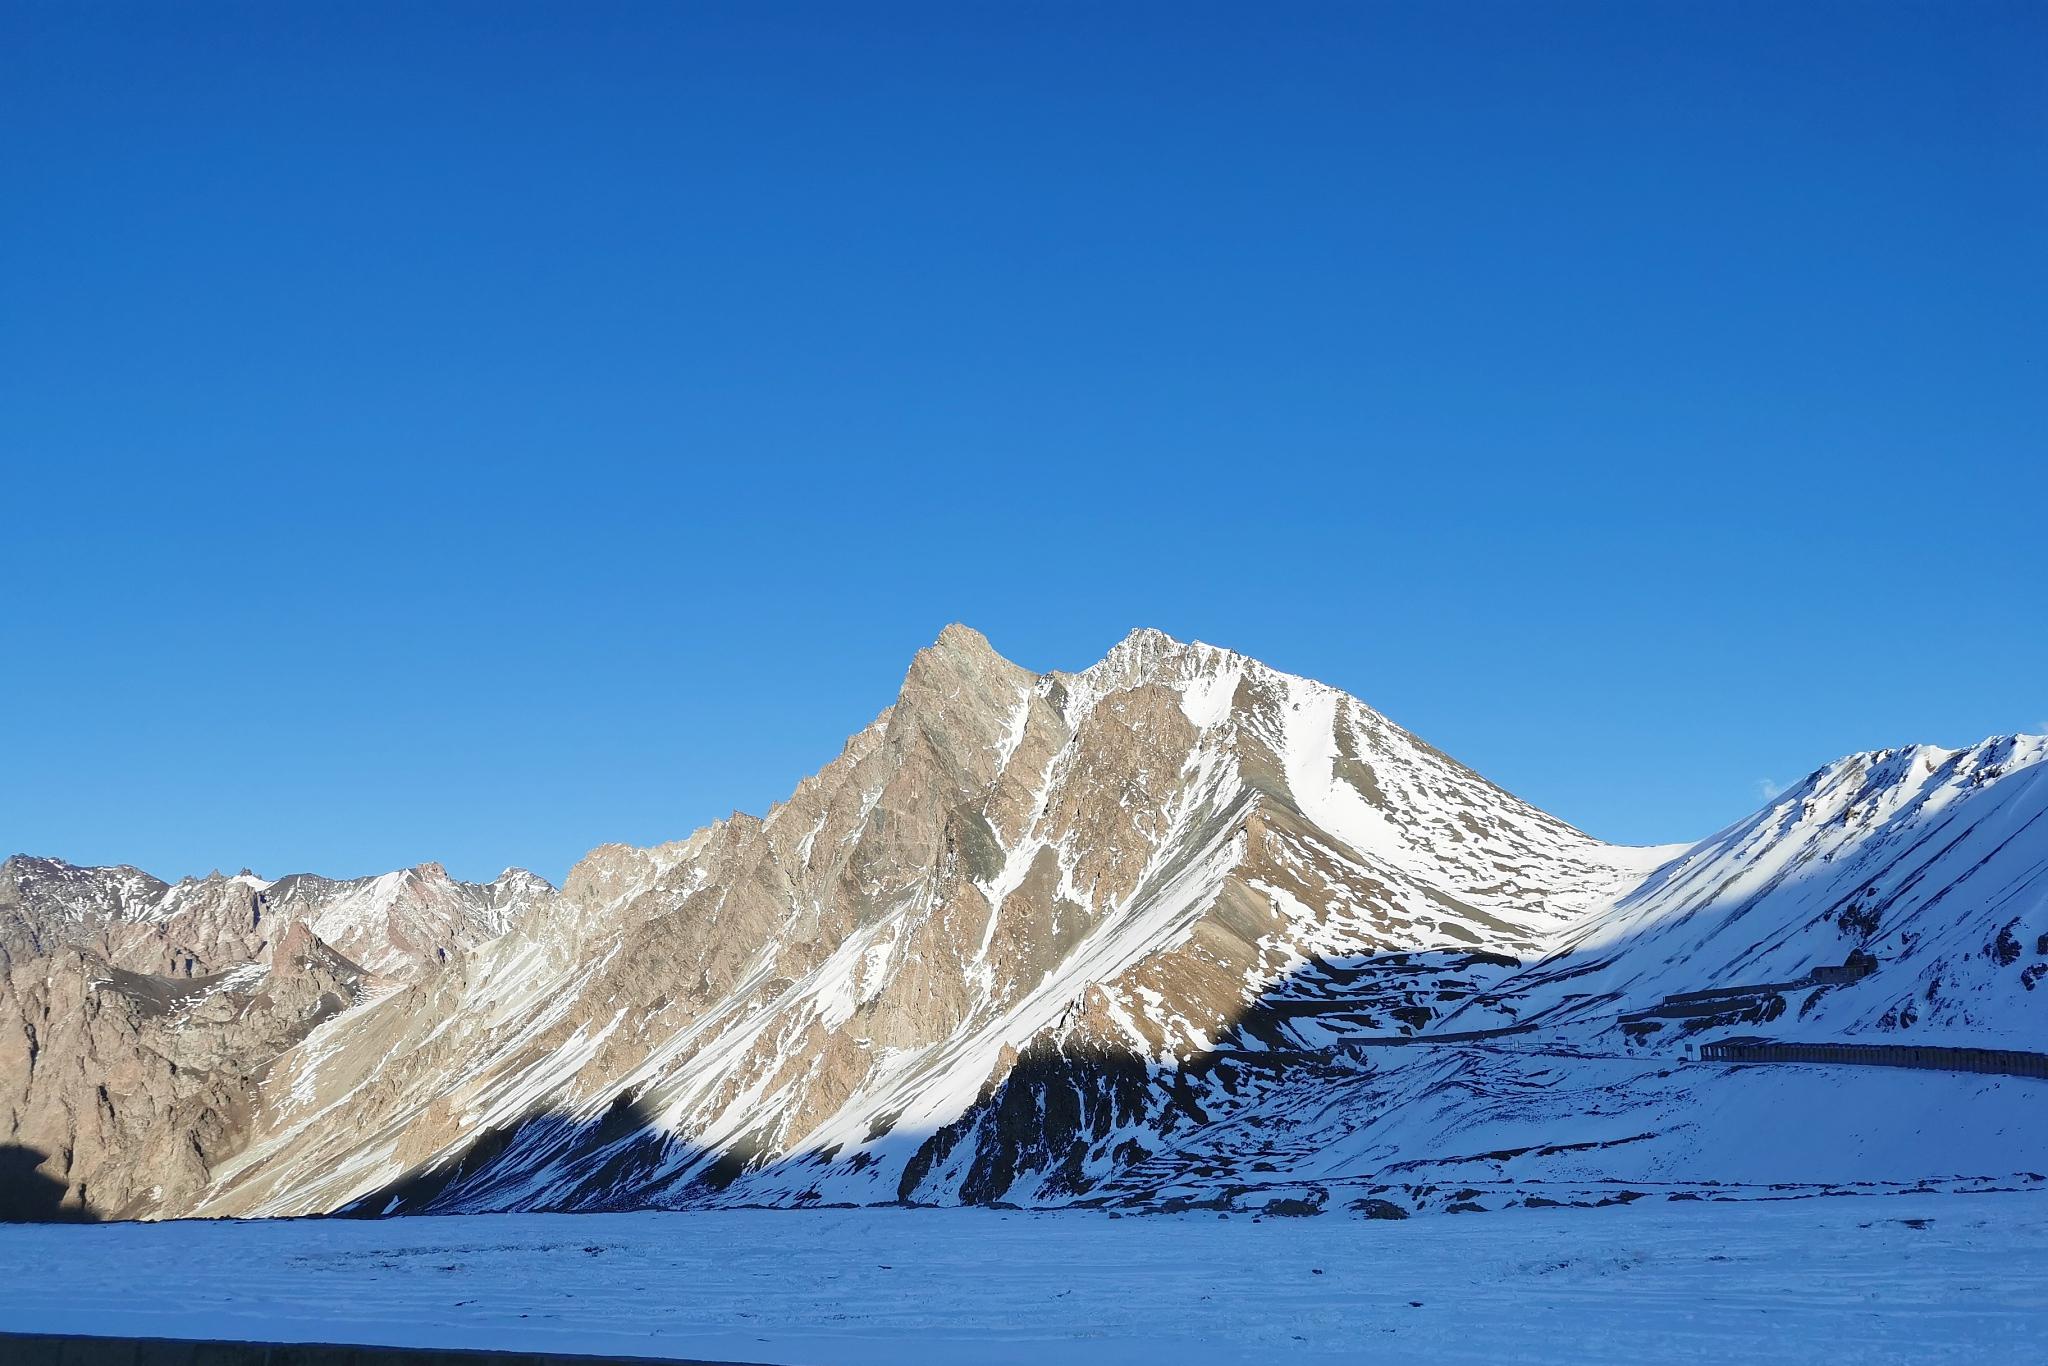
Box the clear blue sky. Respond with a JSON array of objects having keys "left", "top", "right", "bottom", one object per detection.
[{"left": 3, "top": 2, "right": 2042, "bottom": 885}]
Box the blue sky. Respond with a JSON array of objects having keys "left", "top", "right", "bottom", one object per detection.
[{"left": 3, "top": 2, "right": 2042, "bottom": 884}]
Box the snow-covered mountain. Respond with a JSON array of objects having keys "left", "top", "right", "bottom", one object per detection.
[
  {"left": 992, "top": 731, "right": 2048, "bottom": 1219},
  {"left": 1440, "top": 734, "right": 2048, "bottom": 1047},
  {"left": 184, "top": 626, "right": 1665, "bottom": 1217},
  {"left": 4, "top": 627, "right": 2042, "bottom": 1222},
  {"left": 109, "top": 862, "right": 556, "bottom": 980}
]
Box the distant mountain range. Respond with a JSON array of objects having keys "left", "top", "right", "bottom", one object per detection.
[{"left": 4, "top": 626, "right": 2042, "bottom": 1222}]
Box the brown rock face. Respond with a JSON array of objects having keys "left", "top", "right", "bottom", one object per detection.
[
  {"left": 0, "top": 856, "right": 552, "bottom": 1218},
  {"left": 0, "top": 857, "right": 166, "bottom": 969},
  {"left": 0, "top": 928, "right": 364, "bottom": 1218}
]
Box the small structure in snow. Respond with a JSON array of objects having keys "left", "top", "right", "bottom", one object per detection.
[{"left": 1809, "top": 949, "right": 1879, "bottom": 986}]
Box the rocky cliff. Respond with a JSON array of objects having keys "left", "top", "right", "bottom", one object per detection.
[{"left": 0, "top": 855, "right": 553, "bottom": 1216}]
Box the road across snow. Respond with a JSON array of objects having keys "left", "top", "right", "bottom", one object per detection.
[{"left": 0, "top": 1194, "right": 2043, "bottom": 1364}]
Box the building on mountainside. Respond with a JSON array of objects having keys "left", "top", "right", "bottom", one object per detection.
[{"left": 1808, "top": 948, "right": 1879, "bottom": 986}]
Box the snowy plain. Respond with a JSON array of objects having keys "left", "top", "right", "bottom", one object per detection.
[{"left": 2, "top": 1195, "right": 2044, "bottom": 1364}]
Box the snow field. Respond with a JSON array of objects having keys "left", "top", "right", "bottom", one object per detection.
[{"left": 1, "top": 1194, "right": 2043, "bottom": 1364}]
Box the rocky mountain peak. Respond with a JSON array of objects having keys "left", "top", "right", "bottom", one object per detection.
[
  {"left": 1, "top": 854, "right": 170, "bottom": 965},
  {"left": 932, "top": 621, "right": 999, "bottom": 654},
  {"left": 1089, "top": 625, "right": 1207, "bottom": 679},
  {"left": 901, "top": 623, "right": 1028, "bottom": 695},
  {"left": 272, "top": 918, "right": 362, "bottom": 977},
  {"left": 8, "top": 630, "right": 2042, "bottom": 1225}
]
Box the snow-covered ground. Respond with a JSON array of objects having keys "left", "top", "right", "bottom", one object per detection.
[
  {"left": 1083, "top": 1046, "right": 2048, "bottom": 1215},
  {"left": 2, "top": 1196, "right": 2042, "bottom": 1364}
]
